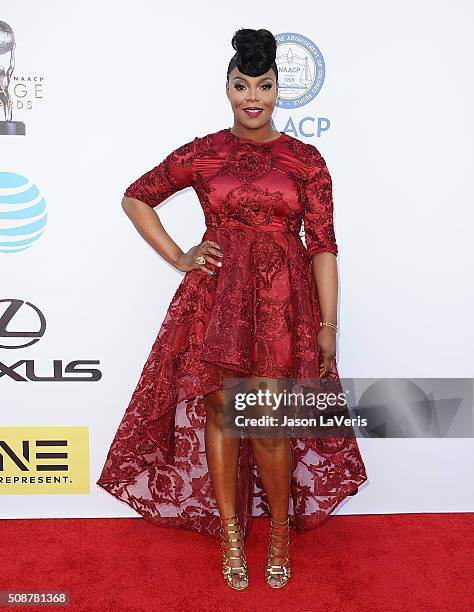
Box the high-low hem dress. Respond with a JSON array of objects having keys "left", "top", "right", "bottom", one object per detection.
[{"left": 96, "top": 128, "right": 368, "bottom": 539}]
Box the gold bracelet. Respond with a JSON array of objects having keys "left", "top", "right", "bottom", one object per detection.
[{"left": 320, "top": 321, "right": 338, "bottom": 332}]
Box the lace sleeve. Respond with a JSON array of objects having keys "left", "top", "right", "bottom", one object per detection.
[
  {"left": 124, "top": 136, "right": 197, "bottom": 208},
  {"left": 303, "top": 150, "right": 338, "bottom": 257}
]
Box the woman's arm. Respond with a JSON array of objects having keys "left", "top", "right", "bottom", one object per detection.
[
  {"left": 312, "top": 252, "right": 338, "bottom": 377},
  {"left": 312, "top": 252, "right": 338, "bottom": 327},
  {"left": 303, "top": 151, "right": 339, "bottom": 377},
  {"left": 122, "top": 138, "right": 221, "bottom": 274}
]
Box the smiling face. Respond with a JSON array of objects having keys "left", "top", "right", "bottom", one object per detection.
[{"left": 226, "top": 67, "right": 278, "bottom": 131}]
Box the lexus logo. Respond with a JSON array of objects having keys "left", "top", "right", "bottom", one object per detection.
[
  {"left": 0, "top": 298, "right": 102, "bottom": 382},
  {"left": 0, "top": 298, "right": 46, "bottom": 349}
]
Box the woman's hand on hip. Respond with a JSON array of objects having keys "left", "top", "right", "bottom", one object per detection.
[{"left": 174, "top": 240, "right": 224, "bottom": 275}]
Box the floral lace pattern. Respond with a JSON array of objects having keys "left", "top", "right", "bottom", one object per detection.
[{"left": 97, "top": 128, "right": 367, "bottom": 539}]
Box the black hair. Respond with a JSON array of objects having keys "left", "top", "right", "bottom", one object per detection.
[{"left": 226, "top": 28, "right": 278, "bottom": 82}]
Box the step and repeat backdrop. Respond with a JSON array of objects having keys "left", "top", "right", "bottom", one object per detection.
[{"left": 1, "top": 1, "right": 473, "bottom": 520}]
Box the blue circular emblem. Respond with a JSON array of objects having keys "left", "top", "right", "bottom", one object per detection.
[{"left": 274, "top": 32, "right": 326, "bottom": 109}]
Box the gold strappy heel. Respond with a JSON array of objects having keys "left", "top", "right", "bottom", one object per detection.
[
  {"left": 265, "top": 516, "right": 291, "bottom": 588},
  {"left": 219, "top": 514, "right": 249, "bottom": 591}
]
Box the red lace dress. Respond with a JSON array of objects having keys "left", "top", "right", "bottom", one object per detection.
[{"left": 96, "top": 127, "right": 367, "bottom": 538}]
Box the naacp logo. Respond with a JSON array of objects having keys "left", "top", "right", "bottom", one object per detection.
[
  {"left": 274, "top": 32, "right": 325, "bottom": 109},
  {"left": 0, "top": 172, "right": 47, "bottom": 252}
]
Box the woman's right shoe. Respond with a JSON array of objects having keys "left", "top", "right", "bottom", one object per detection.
[{"left": 219, "top": 514, "right": 249, "bottom": 591}]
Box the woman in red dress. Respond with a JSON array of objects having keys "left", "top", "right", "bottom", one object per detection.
[{"left": 97, "top": 28, "right": 367, "bottom": 591}]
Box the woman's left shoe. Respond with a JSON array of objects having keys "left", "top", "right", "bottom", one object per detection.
[{"left": 265, "top": 516, "right": 291, "bottom": 588}]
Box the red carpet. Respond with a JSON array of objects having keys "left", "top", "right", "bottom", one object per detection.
[{"left": 0, "top": 513, "right": 472, "bottom": 611}]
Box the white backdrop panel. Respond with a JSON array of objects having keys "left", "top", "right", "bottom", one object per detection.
[{"left": 1, "top": 0, "right": 473, "bottom": 519}]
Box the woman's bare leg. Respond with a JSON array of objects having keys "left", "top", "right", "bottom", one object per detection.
[
  {"left": 250, "top": 436, "right": 292, "bottom": 520},
  {"left": 247, "top": 375, "right": 293, "bottom": 587},
  {"left": 204, "top": 367, "right": 247, "bottom": 588},
  {"left": 247, "top": 375, "right": 293, "bottom": 522},
  {"left": 204, "top": 385, "right": 240, "bottom": 518}
]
